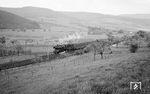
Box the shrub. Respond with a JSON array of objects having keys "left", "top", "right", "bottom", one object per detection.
[
  {"left": 147, "top": 42, "right": 150, "bottom": 48},
  {"left": 74, "top": 50, "right": 83, "bottom": 55},
  {"left": 129, "top": 43, "right": 138, "bottom": 53},
  {"left": 0, "top": 36, "right": 6, "bottom": 44},
  {"left": 118, "top": 29, "right": 124, "bottom": 34}
]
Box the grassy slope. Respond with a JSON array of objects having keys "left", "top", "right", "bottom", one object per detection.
[
  {"left": 50, "top": 53, "right": 150, "bottom": 94},
  {"left": 0, "top": 47, "right": 150, "bottom": 94},
  {"left": 44, "top": 49, "right": 150, "bottom": 94}
]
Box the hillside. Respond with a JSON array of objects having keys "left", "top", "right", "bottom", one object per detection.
[
  {"left": 61, "top": 12, "right": 150, "bottom": 31},
  {"left": 120, "top": 14, "right": 150, "bottom": 19},
  {"left": 0, "top": 7, "right": 83, "bottom": 31},
  {"left": 0, "top": 10, "right": 40, "bottom": 29},
  {"left": 0, "top": 6, "right": 150, "bottom": 31}
]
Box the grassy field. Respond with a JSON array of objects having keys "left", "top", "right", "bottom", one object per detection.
[
  {"left": 0, "top": 45, "right": 54, "bottom": 65},
  {"left": 25, "top": 46, "right": 54, "bottom": 53},
  {"left": 0, "top": 46, "right": 150, "bottom": 94}
]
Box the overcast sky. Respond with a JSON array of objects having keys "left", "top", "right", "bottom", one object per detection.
[{"left": 0, "top": 0, "right": 150, "bottom": 15}]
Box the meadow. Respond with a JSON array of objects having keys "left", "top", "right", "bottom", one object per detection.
[{"left": 0, "top": 45, "right": 150, "bottom": 94}]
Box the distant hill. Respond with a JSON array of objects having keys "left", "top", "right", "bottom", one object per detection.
[
  {"left": 120, "top": 14, "right": 150, "bottom": 19},
  {"left": 0, "top": 7, "right": 84, "bottom": 30},
  {"left": 0, "top": 6, "right": 60, "bottom": 19},
  {"left": 0, "top": 9, "right": 40, "bottom": 29},
  {"left": 0, "top": 6, "right": 150, "bottom": 31}
]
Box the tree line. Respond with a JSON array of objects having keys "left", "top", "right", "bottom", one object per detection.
[{"left": 0, "top": 37, "right": 31, "bottom": 57}]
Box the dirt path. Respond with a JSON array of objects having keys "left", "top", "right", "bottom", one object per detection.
[{"left": 0, "top": 49, "right": 150, "bottom": 94}]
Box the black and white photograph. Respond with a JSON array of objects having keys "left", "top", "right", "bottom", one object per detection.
[{"left": 0, "top": 0, "right": 150, "bottom": 94}]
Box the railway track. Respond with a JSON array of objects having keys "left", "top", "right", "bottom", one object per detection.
[
  {"left": 0, "top": 41, "right": 91, "bottom": 71},
  {"left": 0, "top": 52, "right": 68, "bottom": 71},
  {"left": 0, "top": 40, "right": 103, "bottom": 71}
]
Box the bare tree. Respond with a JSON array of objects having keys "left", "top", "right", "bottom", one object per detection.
[{"left": 86, "top": 39, "right": 112, "bottom": 61}]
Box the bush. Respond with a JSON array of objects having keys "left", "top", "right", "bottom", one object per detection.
[
  {"left": 147, "top": 42, "right": 150, "bottom": 48},
  {"left": 74, "top": 50, "right": 83, "bottom": 55},
  {"left": 129, "top": 43, "right": 138, "bottom": 53}
]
